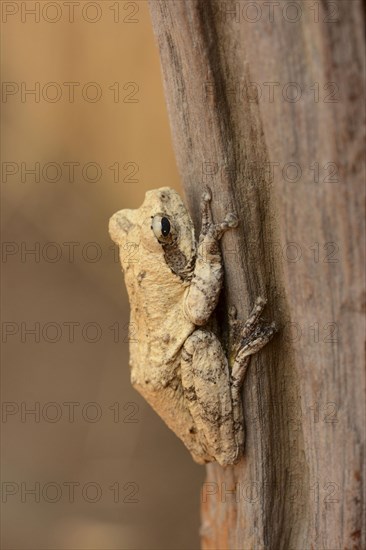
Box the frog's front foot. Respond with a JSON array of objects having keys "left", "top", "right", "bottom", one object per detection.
[{"left": 200, "top": 186, "right": 238, "bottom": 239}]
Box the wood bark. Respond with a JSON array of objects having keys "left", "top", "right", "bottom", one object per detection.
[{"left": 148, "top": 1, "right": 365, "bottom": 548}]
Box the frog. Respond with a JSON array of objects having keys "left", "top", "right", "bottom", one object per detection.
[{"left": 109, "top": 186, "right": 276, "bottom": 466}]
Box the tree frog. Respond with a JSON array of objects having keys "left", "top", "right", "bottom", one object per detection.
[{"left": 109, "top": 187, "right": 275, "bottom": 466}]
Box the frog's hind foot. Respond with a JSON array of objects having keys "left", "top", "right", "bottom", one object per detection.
[{"left": 230, "top": 298, "right": 276, "bottom": 391}]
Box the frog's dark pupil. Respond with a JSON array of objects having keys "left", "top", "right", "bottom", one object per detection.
[{"left": 161, "top": 217, "right": 171, "bottom": 237}]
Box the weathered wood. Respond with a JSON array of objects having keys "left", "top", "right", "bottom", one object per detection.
[{"left": 149, "top": 1, "right": 365, "bottom": 548}]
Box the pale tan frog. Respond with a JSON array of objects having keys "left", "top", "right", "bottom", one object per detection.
[{"left": 109, "top": 187, "right": 275, "bottom": 465}]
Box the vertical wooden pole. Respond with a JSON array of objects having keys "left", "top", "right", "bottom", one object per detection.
[{"left": 149, "top": 1, "right": 365, "bottom": 547}]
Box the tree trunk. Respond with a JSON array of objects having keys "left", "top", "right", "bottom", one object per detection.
[{"left": 148, "top": 1, "right": 365, "bottom": 548}]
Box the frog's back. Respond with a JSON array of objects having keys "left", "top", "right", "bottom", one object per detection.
[{"left": 125, "top": 262, "right": 195, "bottom": 387}]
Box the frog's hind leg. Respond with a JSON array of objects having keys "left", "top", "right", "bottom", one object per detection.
[
  {"left": 181, "top": 329, "right": 241, "bottom": 466},
  {"left": 180, "top": 302, "right": 276, "bottom": 466}
]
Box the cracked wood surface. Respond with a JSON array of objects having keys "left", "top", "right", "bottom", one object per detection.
[{"left": 149, "top": 1, "right": 365, "bottom": 548}]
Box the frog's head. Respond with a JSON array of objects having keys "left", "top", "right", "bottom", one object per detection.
[{"left": 109, "top": 187, "right": 196, "bottom": 279}]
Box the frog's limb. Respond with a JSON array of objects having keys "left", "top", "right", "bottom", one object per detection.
[
  {"left": 229, "top": 296, "right": 276, "bottom": 387},
  {"left": 181, "top": 329, "right": 242, "bottom": 466},
  {"left": 184, "top": 187, "right": 238, "bottom": 326},
  {"left": 181, "top": 300, "right": 276, "bottom": 466},
  {"left": 229, "top": 297, "right": 276, "bottom": 410}
]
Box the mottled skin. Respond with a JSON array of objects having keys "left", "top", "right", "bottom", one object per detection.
[{"left": 109, "top": 187, "right": 275, "bottom": 466}]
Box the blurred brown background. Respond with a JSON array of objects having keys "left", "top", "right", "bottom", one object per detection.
[{"left": 1, "top": 2, "right": 204, "bottom": 548}]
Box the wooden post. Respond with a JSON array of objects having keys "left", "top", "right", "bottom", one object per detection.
[{"left": 149, "top": 1, "right": 365, "bottom": 548}]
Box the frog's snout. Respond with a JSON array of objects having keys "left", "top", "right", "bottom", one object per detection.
[{"left": 108, "top": 209, "right": 135, "bottom": 246}]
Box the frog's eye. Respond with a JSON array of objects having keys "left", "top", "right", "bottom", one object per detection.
[
  {"left": 151, "top": 215, "right": 175, "bottom": 244},
  {"left": 161, "top": 216, "right": 171, "bottom": 237}
]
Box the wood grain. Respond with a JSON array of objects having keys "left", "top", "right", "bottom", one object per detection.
[{"left": 149, "top": 1, "right": 365, "bottom": 548}]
